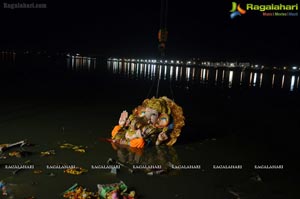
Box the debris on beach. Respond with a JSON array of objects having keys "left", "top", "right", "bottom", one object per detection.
[
  {"left": 63, "top": 181, "right": 137, "bottom": 199},
  {"left": 63, "top": 184, "right": 98, "bottom": 199},
  {"left": 8, "top": 151, "right": 22, "bottom": 158},
  {"left": 64, "top": 167, "right": 88, "bottom": 175},
  {"left": 250, "top": 173, "right": 263, "bottom": 182},
  {"left": 60, "top": 143, "right": 87, "bottom": 153},
  {"left": 33, "top": 170, "right": 43, "bottom": 174},
  {"left": 227, "top": 188, "right": 241, "bottom": 199},
  {"left": 0, "top": 140, "right": 27, "bottom": 153},
  {"left": 8, "top": 151, "right": 32, "bottom": 158},
  {"left": 110, "top": 167, "right": 118, "bottom": 175},
  {"left": 0, "top": 180, "right": 8, "bottom": 196},
  {"left": 98, "top": 181, "right": 136, "bottom": 199},
  {"left": 12, "top": 160, "right": 32, "bottom": 175},
  {"left": 1, "top": 140, "right": 34, "bottom": 161},
  {"left": 146, "top": 169, "right": 165, "bottom": 176},
  {"left": 40, "top": 150, "right": 56, "bottom": 157},
  {"left": 107, "top": 158, "right": 134, "bottom": 173},
  {"left": 107, "top": 156, "right": 169, "bottom": 175}
]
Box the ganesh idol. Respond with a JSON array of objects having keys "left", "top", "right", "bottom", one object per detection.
[{"left": 111, "top": 96, "right": 185, "bottom": 148}]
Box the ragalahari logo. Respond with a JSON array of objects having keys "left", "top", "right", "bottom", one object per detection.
[{"left": 230, "top": 2, "right": 246, "bottom": 19}]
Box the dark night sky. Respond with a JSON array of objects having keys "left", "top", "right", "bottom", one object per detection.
[{"left": 0, "top": 0, "right": 299, "bottom": 64}]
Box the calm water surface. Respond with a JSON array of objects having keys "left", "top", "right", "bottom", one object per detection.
[{"left": 0, "top": 53, "right": 298, "bottom": 198}]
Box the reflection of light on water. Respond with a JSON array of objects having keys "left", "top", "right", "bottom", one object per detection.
[
  {"left": 69, "top": 55, "right": 96, "bottom": 71},
  {"left": 200, "top": 69, "right": 203, "bottom": 80},
  {"left": 159, "top": 65, "right": 162, "bottom": 79},
  {"left": 143, "top": 64, "right": 146, "bottom": 78},
  {"left": 149, "top": 64, "right": 152, "bottom": 78},
  {"left": 67, "top": 56, "right": 72, "bottom": 68},
  {"left": 126, "top": 62, "right": 130, "bottom": 76},
  {"left": 140, "top": 63, "right": 144, "bottom": 78},
  {"left": 139, "top": 63, "right": 142, "bottom": 77},
  {"left": 113, "top": 61, "right": 118, "bottom": 73},
  {"left": 290, "top": 75, "right": 295, "bottom": 91},
  {"left": 249, "top": 72, "right": 253, "bottom": 86},
  {"left": 281, "top": 75, "right": 285, "bottom": 88},
  {"left": 87, "top": 59, "right": 91, "bottom": 70},
  {"left": 222, "top": 70, "right": 225, "bottom": 82},
  {"left": 147, "top": 64, "right": 150, "bottom": 78},
  {"left": 175, "top": 66, "right": 179, "bottom": 81},
  {"left": 136, "top": 63, "right": 140, "bottom": 78},
  {"left": 151, "top": 64, "right": 156, "bottom": 80},
  {"left": 186, "top": 67, "right": 191, "bottom": 82},
  {"left": 75, "top": 56, "right": 80, "bottom": 67},
  {"left": 107, "top": 59, "right": 298, "bottom": 92},
  {"left": 253, "top": 73, "right": 257, "bottom": 86},
  {"left": 240, "top": 71, "right": 243, "bottom": 84},
  {"left": 202, "top": 69, "right": 206, "bottom": 81},
  {"left": 83, "top": 58, "right": 87, "bottom": 69},
  {"left": 180, "top": 67, "right": 183, "bottom": 80},
  {"left": 228, "top": 70, "right": 233, "bottom": 88},
  {"left": 206, "top": 69, "right": 209, "bottom": 80},
  {"left": 94, "top": 59, "right": 96, "bottom": 69},
  {"left": 71, "top": 56, "right": 75, "bottom": 69},
  {"left": 0, "top": 51, "right": 16, "bottom": 62},
  {"left": 170, "top": 66, "right": 174, "bottom": 81},
  {"left": 144, "top": 64, "right": 147, "bottom": 78},
  {"left": 131, "top": 63, "right": 135, "bottom": 76},
  {"left": 192, "top": 67, "right": 195, "bottom": 81},
  {"left": 118, "top": 61, "right": 121, "bottom": 72},
  {"left": 259, "top": 73, "right": 263, "bottom": 88},
  {"left": 164, "top": 65, "right": 167, "bottom": 80}
]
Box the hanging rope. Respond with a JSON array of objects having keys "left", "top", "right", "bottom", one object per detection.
[
  {"left": 147, "top": 0, "right": 172, "bottom": 99},
  {"left": 156, "top": 0, "right": 168, "bottom": 98},
  {"left": 156, "top": 74, "right": 160, "bottom": 97},
  {"left": 169, "top": 74, "right": 175, "bottom": 101},
  {"left": 146, "top": 75, "right": 157, "bottom": 98}
]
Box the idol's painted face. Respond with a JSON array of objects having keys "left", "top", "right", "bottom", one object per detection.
[
  {"left": 156, "top": 113, "right": 169, "bottom": 128},
  {"left": 145, "top": 107, "right": 159, "bottom": 124},
  {"left": 134, "top": 106, "right": 146, "bottom": 118}
]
